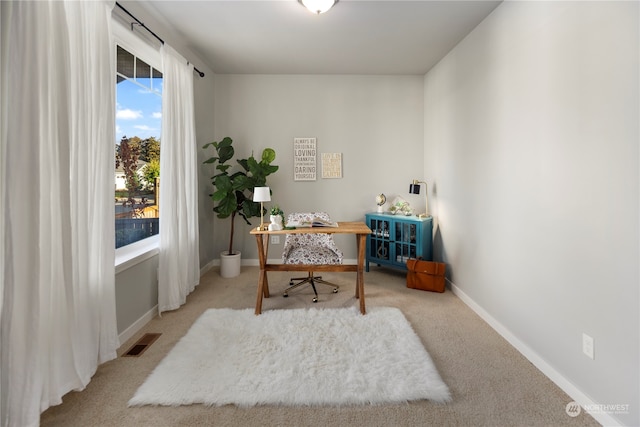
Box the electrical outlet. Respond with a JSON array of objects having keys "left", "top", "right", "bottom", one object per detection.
[
  {"left": 582, "top": 333, "right": 594, "bottom": 360},
  {"left": 270, "top": 235, "right": 280, "bottom": 245}
]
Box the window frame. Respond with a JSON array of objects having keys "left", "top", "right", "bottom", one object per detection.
[{"left": 113, "top": 19, "right": 163, "bottom": 271}]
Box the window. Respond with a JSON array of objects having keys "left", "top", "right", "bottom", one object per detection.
[{"left": 115, "top": 44, "right": 162, "bottom": 249}]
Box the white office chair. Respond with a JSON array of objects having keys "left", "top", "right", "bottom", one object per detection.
[{"left": 281, "top": 212, "right": 343, "bottom": 303}]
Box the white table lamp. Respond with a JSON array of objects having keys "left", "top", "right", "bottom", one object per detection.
[{"left": 253, "top": 187, "right": 271, "bottom": 230}]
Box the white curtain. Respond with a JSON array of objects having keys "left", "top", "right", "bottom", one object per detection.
[
  {"left": 158, "top": 45, "right": 200, "bottom": 313},
  {"left": 1, "top": 1, "right": 118, "bottom": 426}
]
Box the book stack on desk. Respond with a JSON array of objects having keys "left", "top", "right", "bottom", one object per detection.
[{"left": 289, "top": 217, "right": 339, "bottom": 228}]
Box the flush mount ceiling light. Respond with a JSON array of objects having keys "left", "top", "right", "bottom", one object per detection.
[{"left": 298, "top": 0, "right": 339, "bottom": 14}]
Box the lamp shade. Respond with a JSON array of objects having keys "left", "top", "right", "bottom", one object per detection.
[
  {"left": 253, "top": 187, "right": 271, "bottom": 202},
  {"left": 299, "top": 0, "right": 338, "bottom": 14},
  {"left": 409, "top": 183, "right": 421, "bottom": 194}
]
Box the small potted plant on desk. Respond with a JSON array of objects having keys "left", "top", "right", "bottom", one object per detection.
[
  {"left": 268, "top": 205, "right": 284, "bottom": 231},
  {"left": 203, "top": 137, "right": 278, "bottom": 278}
]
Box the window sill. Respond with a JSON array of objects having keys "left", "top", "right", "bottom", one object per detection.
[{"left": 115, "top": 234, "right": 160, "bottom": 274}]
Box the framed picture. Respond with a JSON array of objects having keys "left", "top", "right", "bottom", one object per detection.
[
  {"left": 293, "top": 137, "right": 316, "bottom": 181},
  {"left": 321, "top": 153, "right": 342, "bottom": 178}
]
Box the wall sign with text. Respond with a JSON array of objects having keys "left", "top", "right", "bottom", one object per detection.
[
  {"left": 293, "top": 137, "right": 316, "bottom": 181},
  {"left": 321, "top": 153, "right": 342, "bottom": 179}
]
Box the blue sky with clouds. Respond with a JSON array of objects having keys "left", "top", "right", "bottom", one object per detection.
[{"left": 116, "top": 78, "right": 162, "bottom": 143}]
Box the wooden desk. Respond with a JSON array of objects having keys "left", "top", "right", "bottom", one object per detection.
[{"left": 250, "top": 221, "right": 372, "bottom": 315}]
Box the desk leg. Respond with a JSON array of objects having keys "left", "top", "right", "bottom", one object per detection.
[
  {"left": 255, "top": 234, "right": 270, "bottom": 315},
  {"left": 263, "top": 237, "right": 270, "bottom": 298},
  {"left": 356, "top": 233, "right": 366, "bottom": 315}
]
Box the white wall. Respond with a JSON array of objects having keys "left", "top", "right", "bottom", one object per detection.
[
  {"left": 209, "top": 74, "right": 425, "bottom": 260},
  {"left": 424, "top": 2, "right": 638, "bottom": 425},
  {"left": 115, "top": 255, "right": 158, "bottom": 335}
]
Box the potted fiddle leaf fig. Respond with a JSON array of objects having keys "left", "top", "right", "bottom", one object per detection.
[{"left": 203, "top": 137, "right": 278, "bottom": 277}]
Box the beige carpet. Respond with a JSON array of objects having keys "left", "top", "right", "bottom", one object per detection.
[{"left": 41, "top": 267, "right": 599, "bottom": 426}]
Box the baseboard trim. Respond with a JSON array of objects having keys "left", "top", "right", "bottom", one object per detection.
[
  {"left": 197, "top": 258, "right": 280, "bottom": 268},
  {"left": 241, "top": 258, "right": 359, "bottom": 266},
  {"left": 118, "top": 263, "right": 216, "bottom": 349},
  {"left": 118, "top": 304, "right": 158, "bottom": 347},
  {"left": 200, "top": 259, "right": 216, "bottom": 276},
  {"left": 448, "top": 279, "right": 621, "bottom": 427},
  {"left": 118, "top": 257, "right": 359, "bottom": 347}
]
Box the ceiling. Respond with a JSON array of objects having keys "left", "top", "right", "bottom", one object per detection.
[{"left": 127, "top": 0, "right": 502, "bottom": 75}]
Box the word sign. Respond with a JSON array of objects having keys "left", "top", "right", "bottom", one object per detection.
[{"left": 294, "top": 137, "right": 316, "bottom": 181}]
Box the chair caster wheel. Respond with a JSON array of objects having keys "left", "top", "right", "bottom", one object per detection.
[
  {"left": 333, "top": 288, "right": 338, "bottom": 293},
  {"left": 283, "top": 293, "right": 288, "bottom": 298},
  {"left": 312, "top": 297, "right": 318, "bottom": 303}
]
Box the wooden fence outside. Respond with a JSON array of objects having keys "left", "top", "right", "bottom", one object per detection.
[{"left": 115, "top": 217, "right": 159, "bottom": 248}]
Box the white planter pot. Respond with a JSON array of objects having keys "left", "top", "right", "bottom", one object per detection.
[
  {"left": 268, "top": 214, "right": 283, "bottom": 231},
  {"left": 220, "top": 250, "right": 241, "bottom": 278}
]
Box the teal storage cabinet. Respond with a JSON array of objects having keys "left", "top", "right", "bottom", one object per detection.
[{"left": 365, "top": 213, "right": 433, "bottom": 272}]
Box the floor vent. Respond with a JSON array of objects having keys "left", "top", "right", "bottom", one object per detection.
[{"left": 123, "top": 333, "right": 161, "bottom": 357}]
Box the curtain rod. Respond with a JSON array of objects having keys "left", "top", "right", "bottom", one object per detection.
[{"left": 115, "top": 2, "right": 205, "bottom": 78}]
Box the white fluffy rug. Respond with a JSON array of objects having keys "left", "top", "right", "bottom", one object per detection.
[{"left": 128, "top": 306, "right": 451, "bottom": 407}]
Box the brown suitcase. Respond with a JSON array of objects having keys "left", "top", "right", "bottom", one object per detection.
[{"left": 406, "top": 258, "right": 446, "bottom": 293}]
